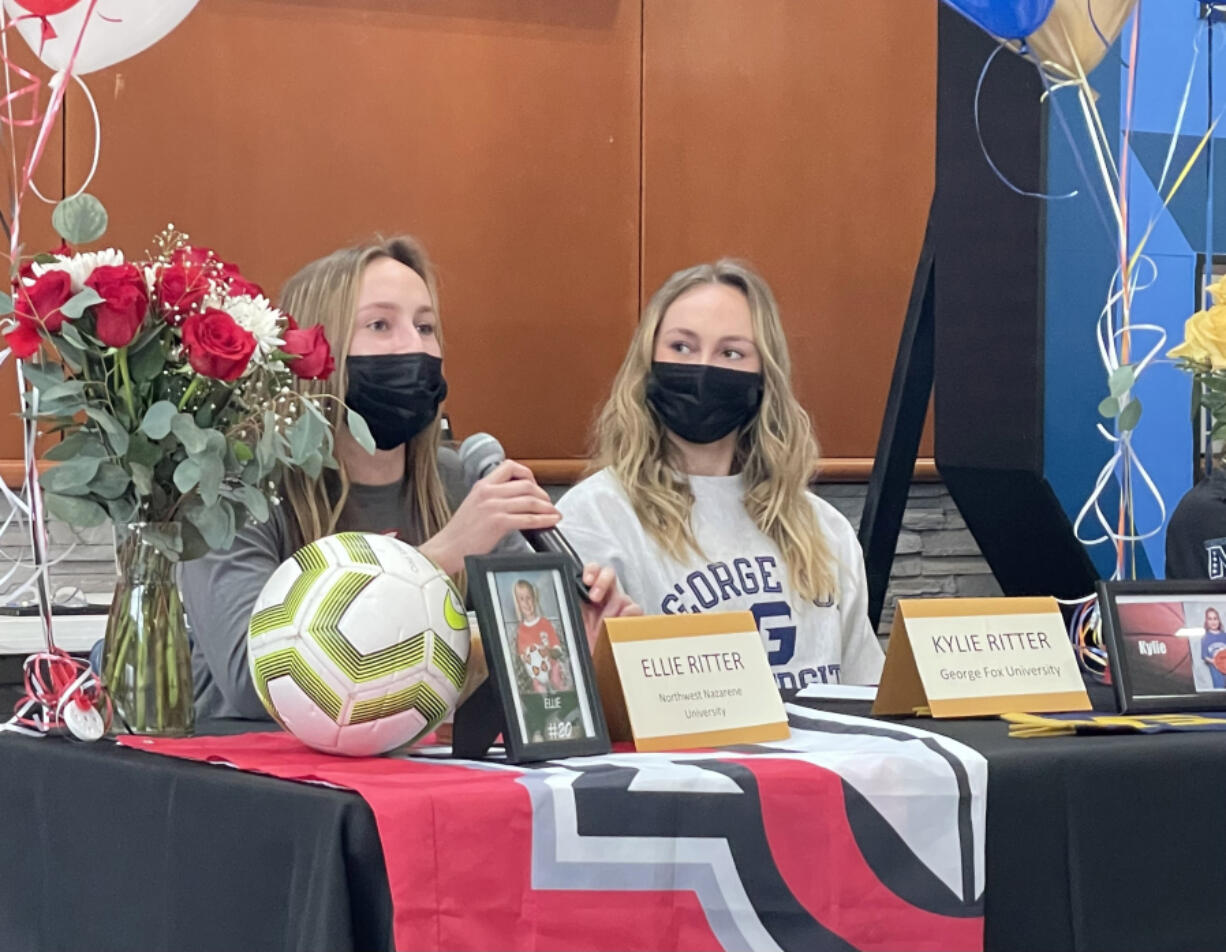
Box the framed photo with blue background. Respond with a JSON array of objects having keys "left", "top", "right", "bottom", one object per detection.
[
  {"left": 1098, "top": 580, "right": 1226, "bottom": 713},
  {"left": 465, "top": 552, "right": 609, "bottom": 762}
]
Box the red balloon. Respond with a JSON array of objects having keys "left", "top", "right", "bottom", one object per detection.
[{"left": 13, "top": 1, "right": 80, "bottom": 15}]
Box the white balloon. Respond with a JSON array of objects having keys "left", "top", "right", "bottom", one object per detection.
[{"left": 4, "top": 0, "right": 199, "bottom": 75}]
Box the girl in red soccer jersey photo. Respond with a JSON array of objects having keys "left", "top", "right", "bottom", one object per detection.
[{"left": 513, "top": 579, "right": 572, "bottom": 693}]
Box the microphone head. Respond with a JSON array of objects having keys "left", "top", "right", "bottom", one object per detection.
[{"left": 459, "top": 432, "right": 506, "bottom": 485}]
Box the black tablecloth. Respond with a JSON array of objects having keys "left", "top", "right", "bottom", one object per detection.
[
  {"left": 0, "top": 726, "right": 393, "bottom": 952},
  {"left": 1, "top": 704, "right": 1222, "bottom": 952}
]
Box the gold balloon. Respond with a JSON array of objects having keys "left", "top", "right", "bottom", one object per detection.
[{"left": 1022, "top": 0, "right": 1138, "bottom": 78}]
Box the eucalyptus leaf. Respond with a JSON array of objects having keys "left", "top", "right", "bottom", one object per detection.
[
  {"left": 37, "top": 379, "right": 85, "bottom": 403},
  {"left": 60, "top": 287, "right": 105, "bottom": 320},
  {"left": 173, "top": 458, "right": 202, "bottom": 494},
  {"left": 1118, "top": 398, "right": 1143, "bottom": 432},
  {"left": 35, "top": 394, "right": 87, "bottom": 419},
  {"left": 43, "top": 430, "right": 107, "bottom": 462},
  {"left": 42, "top": 492, "right": 107, "bottom": 528},
  {"left": 53, "top": 337, "right": 84, "bottom": 373},
  {"left": 302, "top": 452, "right": 323, "bottom": 480},
  {"left": 51, "top": 193, "right": 109, "bottom": 245},
  {"left": 347, "top": 408, "right": 376, "bottom": 455},
  {"left": 257, "top": 411, "right": 277, "bottom": 474},
  {"left": 128, "top": 333, "right": 167, "bottom": 382},
  {"left": 39, "top": 455, "right": 102, "bottom": 494},
  {"left": 126, "top": 433, "right": 162, "bottom": 469},
  {"left": 230, "top": 484, "right": 269, "bottom": 523},
  {"left": 232, "top": 441, "right": 254, "bottom": 463},
  {"left": 1097, "top": 396, "right": 1119, "bottom": 418},
  {"left": 89, "top": 462, "right": 131, "bottom": 499},
  {"left": 185, "top": 498, "right": 236, "bottom": 551},
  {"left": 31, "top": 253, "right": 57, "bottom": 266},
  {"left": 130, "top": 461, "right": 153, "bottom": 496},
  {"left": 1117, "top": 360, "right": 1149, "bottom": 399},
  {"left": 287, "top": 412, "right": 315, "bottom": 462},
  {"left": 0, "top": 292, "right": 11, "bottom": 317},
  {"left": 84, "top": 406, "right": 130, "bottom": 456},
  {"left": 23, "top": 362, "right": 65, "bottom": 391},
  {"left": 201, "top": 430, "right": 227, "bottom": 459},
  {"left": 104, "top": 496, "right": 139, "bottom": 526},
  {"left": 171, "top": 412, "right": 208, "bottom": 455},
  {"left": 179, "top": 520, "right": 211, "bottom": 562},
  {"left": 140, "top": 401, "right": 177, "bottom": 440},
  {"left": 58, "top": 321, "right": 88, "bottom": 350},
  {"left": 197, "top": 454, "right": 224, "bottom": 507}
]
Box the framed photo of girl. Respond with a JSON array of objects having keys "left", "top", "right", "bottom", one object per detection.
[
  {"left": 465, "top": 552, "right": 610, "bottom": 761},
  {"left": 1098, "top": 580, "right": 1226, "bottom": 713}
]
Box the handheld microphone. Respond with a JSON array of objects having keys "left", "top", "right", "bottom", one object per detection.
[{"left": 459, "top": 433, "right": 593, "bottom": 602}]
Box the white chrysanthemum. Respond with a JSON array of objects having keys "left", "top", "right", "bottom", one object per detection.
[
  {"left": 212, "top": 293, "right": 285, "bottom": 362},
  {"left": 31, "top": 249, "right": 126, "bottom": 291}
]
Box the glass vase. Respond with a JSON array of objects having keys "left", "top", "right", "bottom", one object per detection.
[{"left": 101, "top": 523, "right": 195, "bottom": 736}]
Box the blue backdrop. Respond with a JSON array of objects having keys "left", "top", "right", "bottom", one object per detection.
[{"left": 1043, "top": 4, "right": 1221, "bottom": 578}]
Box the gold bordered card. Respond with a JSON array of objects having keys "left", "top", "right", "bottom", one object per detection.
[
  {"left": 872, "top": 596, "right": 1090, "bottom": 718},
  {"left": 593, "top": 612, "right": 789, "bottom": 752}
]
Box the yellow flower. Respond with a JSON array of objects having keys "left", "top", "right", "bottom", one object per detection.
[
  {"left": 1168, "top": 305, "right": 1226, "bottom": 369},
  {"left": 1209, "top": 276, "right": 1226, "bottom": 307}
]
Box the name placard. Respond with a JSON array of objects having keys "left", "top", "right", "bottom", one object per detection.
[
  {"left": 872, "top": 596, "right": 1091, "bottom": 718},
  {"left": 593, "top": 612, "right": 788, "bottom": 751}
]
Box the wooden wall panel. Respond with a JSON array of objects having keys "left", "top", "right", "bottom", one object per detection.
[
  {"left": 0, "top": 0, "right": 943, "bottom": 480},
  {"left": 641, "top": 0, "right": 936, "bottom": 458},
  {"left": 63, "top": 0, "right": 640, "bottom": 459}
]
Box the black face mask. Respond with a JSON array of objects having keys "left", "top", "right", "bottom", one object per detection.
[
  {"left": 645, "top": 361, "right": 763, "bottom": 444},
  {"left": 345, "top": 353, "right": 448, "bottom": 450}
]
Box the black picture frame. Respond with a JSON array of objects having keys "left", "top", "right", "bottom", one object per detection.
[
  {"left": 1098, "top": 579, "right": 1226, "bottom": 713},
  {"left": 464, "top": 552, "right": 610, "bottom": 762}
]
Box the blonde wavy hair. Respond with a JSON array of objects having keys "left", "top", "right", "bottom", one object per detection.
[
  {"left": 593, "top": 259, "right": 836, "bottom": 601},
  {"left": 277, "top": 236, "right": 451, "bottom": 547}
]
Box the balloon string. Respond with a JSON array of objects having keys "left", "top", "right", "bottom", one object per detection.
[
  {"left": 975, "top": 44, "right": 1078, "bottom": 200},
  {"left": 10, "top": 0, "right": 99, "bottom": 262}
]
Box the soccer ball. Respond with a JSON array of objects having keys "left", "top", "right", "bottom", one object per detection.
[
  {"left": 524, "top": 644, "right": 551, "bottom": 685},
  {"left": 247, "top": 532, "right": 469, "bottom": 756}
]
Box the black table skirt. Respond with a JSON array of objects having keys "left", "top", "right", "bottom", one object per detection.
[
  {"left": 1, "top": 705, "right": 1223, "bottom": 952},
  {"left": 0, "top": 730, "right": 393, "bottom": 952}
]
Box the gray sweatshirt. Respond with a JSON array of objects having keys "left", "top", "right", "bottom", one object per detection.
[{"left": 180, "top": 447, "right": 478, "bottom": 720}]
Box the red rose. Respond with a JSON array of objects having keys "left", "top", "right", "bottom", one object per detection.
[
  {"left": 181, "top": 308, "right": 256, "bottom": 381},
  {"left": 15, "top": 269, "right": 73, "bottom": 332},
  {"left": 282, "top": 324, "right": 334, "bottom": 380},
  {"left": 155, "top": 262, "right": 209, "bottom": 321},
  {"left": 4, "top": 315, "right": 42, "bottom": 359},
  {"left": 225, "top": 273, "right": 264, "bottom": 298},
  {"left": 84, "top": 263, "right": 149, "bottom": 348}
]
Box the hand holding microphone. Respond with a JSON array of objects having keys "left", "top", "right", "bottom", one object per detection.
[
  {"left": 417, "top": 436, "right": 559, "bottom": 576},
  {"left": 455, "top": 434, "right": 593, "bottom": 602}
]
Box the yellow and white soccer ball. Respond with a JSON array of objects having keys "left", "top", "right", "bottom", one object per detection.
[{"left": 247, "top": 532, "right": 469, "bottom": 756}]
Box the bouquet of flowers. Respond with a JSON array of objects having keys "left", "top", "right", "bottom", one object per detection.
[
  {"left": 1, "top": 222, "right": 352, "bottom": 735},
  {"left": 5, "top": 228, "right": 339, "bottom": 556},
  {"left": 1168, "top": 276, "right": 1226, "bottom": 447}
]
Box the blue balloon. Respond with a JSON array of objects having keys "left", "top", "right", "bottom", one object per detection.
[{"left": 940, "top": 0, "right": 1056, "bottom": 40}]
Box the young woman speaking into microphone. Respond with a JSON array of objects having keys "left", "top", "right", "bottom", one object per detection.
[
  {"left": 181, "top": 235, "right": 635, "bottom": 720},
  {"left": 557, "top": 260, "right": 883, "bottom": 691}
]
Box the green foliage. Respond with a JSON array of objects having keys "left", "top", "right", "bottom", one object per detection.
[
  {"left": 51, "top": 193, "right": 109, "bottom": 245},
  {"left": 23, "top": 253, "right": 338, "bottom": 561}
]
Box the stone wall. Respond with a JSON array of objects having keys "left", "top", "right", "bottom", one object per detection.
[{"left": 814, "top": 483, "right": 1000, "bottom": 634}]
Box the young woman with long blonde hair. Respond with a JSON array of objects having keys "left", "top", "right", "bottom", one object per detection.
[
  {"left": 182, "top": 235, "right": 634, "bottom": 719},
  {"left": 558, "top": 260, "right": 883, "bottom": 688}
]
